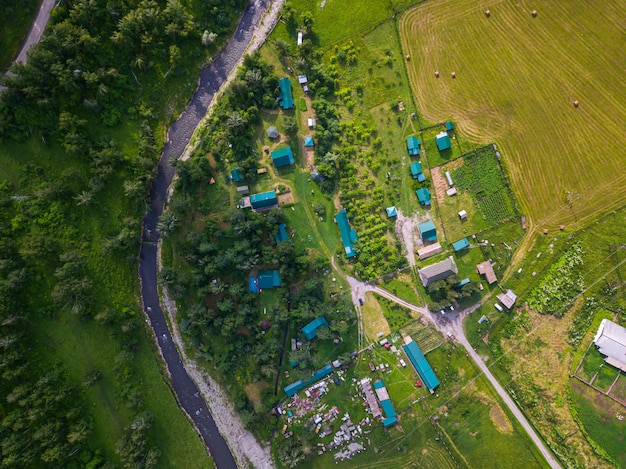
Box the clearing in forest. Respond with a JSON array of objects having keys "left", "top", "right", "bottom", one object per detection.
[{"left": 400, "top": 0, "right": 626, "bottom": 230}]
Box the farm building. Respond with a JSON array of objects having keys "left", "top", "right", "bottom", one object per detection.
[
  {"left": 402, "top": 337, "right": 440, "bottom": 392},
  {"left": 304, "top": 136, "right": 314, "bottom": 147},
  {"left": 230, "top": 167, "right": 243, "bottom": 183},
  {"left": 266, "top": 126, "right": 279, "bottom": 139},
  {"left": 497, "top": 289, "right": 517, "bottom": 309},
  {"left": 445, "top": 121, "right": 454, "bottom": 131},
  {"left": 446, "top": 187, "right": 457, "bottom": 196},
  {"left": 249, "top": 270, "right": 281, "bottom": 293},
  {"left": 458, "top": 209, "right": 467, "bottom": 220},
  {"left": 275, "top": 223, "right": 288, "bottom": 243},
  {"left": 360, "top": 378, "right": 382, "bottom": 418},
  {"left": 271, "top": 146, "right": 295, "bottom": 168},
  {"left": 250, "top": 190, "right": 278, "bottom": 211},
  {"left": 386, "top": 206, "right": 397, "bottom": 218},
  {"left": 406, "top": 136, "right": 421, "bottom": 156},
  {"left": 593, "top": 319, "right": 626, "bottom": 372},
  {"left": 283, "top": 363, "right": 333, "bottom": 397},
  {"left": 307, "top": 118, "right": 316, "bottom": 128},
  {"left": 336, "top": 209, "right": 358, "bottom": 258},
  {"left": 298, "top": 74, "right": 307, "bottom": 84},
  {"left": 311, "top": 167, "right": 325, "bottom": 182},
  {"left": 278, "top": 77, "right": 294, "bottom": 110},
  {"left": 374, "top": 380, "right": 397, "bottom": 427},
  {"left": 418, "top": 220, "right": 437, "bottom": 242},
  {"left": 476, "top": 261, "right": 497, "bottom": 284},
  {"left": 417, "top": 242, "right": 442, "bottom": 260},
  {"left": 436, "top": 131, "right": 452, "bottom": 151},
  {"left": 297, "top": 31, "right": 303, "bottom": 46},
  {"left": 445, "top": 171, "right": 454, "bottom": 186},
  {"left": 457, "top": 278, "right": 470, "bottom": 288},
  {"left": 416, "top": 187, "right": 431, "bottom": 206},
  {"left": 418, "top": 256, "right": 458, "bottom": 287},
  {"left": 236, "top": 185, "right": 249, "bottom": 196},
  {"left": 302, "top": 317, "right": 329, "bottom": 340},
  {"left": 452, "top": 238, "right": 470, "bottom": 252},
  {"left": 409, "top": 161, "right": 426, "bottom": 181}
]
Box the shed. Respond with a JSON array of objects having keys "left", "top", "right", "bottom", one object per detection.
[
  {"left": 446, "top": 187, "right": 457, "bottom": 196},
  {"left": 418, "top": 220, "right": 437, "bottom": 242},
  {"left": 311, "top": 167, "right": 325, "bottom": 182},
  {"left": 458, "top": 209, "right": 467, "bottom": 220},
  {"left": 283, "top": 363, "right": 333, "bottom": 397},
  {"left": 416, "top": 187, "right": 431, "bottom": 206},
  {"left": 445, "top": 171, "right": 454, "bottom": 186},
  {"left": 307, "top": 118, "right": 316, "bottom": 128},
  {"left": 258, "top": 270, "right": 281, "bottom": 289},
  {"left": 456, "top": 277, "right": 471, "bottom": 288},
  {"left": 476, "top": 261, "right": 497, "bottom": 284},
  {"left": 301, "top": 317, "right": 329, "bottom": 340},
  {"left": 360, "top": 379, "right": 382, "bottom": 418},
  {"left": 386, "top": 206, "right": 397, "bottom": 218},
  {"left": 406, "top": 136, "right": 421, "bottom": 156},
  {"left": 436, "top": 131, "right": 452, "bottom": 151},
  {"left": 418, "top": 256, "right": 458, "bottom": 286},
  {"left": 278, "top": 77, "right": 294, "bottom": 110},
  {"left": 497, "top": 289, "right": 517, "bottom": 309},
  {"left": 298, "top": 74, "right": 308, "bottom": 84},
  {"left": 373, "top": 380, "right": 397, "bottom": 427},
  {"left": 230, "top": 167, "right": 243, "bottom": 182},
  {"left": 271, "top": 146, "right": 295, "bottom": 168},
  {"left": 594, "top": 319, "right": 626, "bottom": 372},
  {"left": 236, "top": 185, "right": 250, "bottom": 196},
  {"left": 417, "top": 242, "right": 442, "bottom": 260},
  {"left": 336, "top": 209, "right": 358, "bottom": 258},
  {"left": 452, "top": 238, "right": 469, "bottom": 252},
  {"left": 250, "top": 190, "right": 278, "bottom": 210},
  {"left": 275, "top": 223, "right": 288, "bottom": 243},
  {"left": 445, "top": 121, "right": 454, "bottom": 131},
  {"left": 402, "top": 338, "right": 440, "bottom": 392},
  {"left": 297, "top": 31, "right": 303, "bottom": 46},
  {"left": 409, "top": 161, "right": 423, "bottom": 180},
  {"left": 266, "top": 126, "right": 279, "bottom": 139},
  {"left": 304, "top": 136, "right": 314, "bottom": 147},
  {"left": 303, "top": 85, "right": 309, "bottom": 94}
]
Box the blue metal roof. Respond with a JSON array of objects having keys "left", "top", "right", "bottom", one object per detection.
[
  {"left": 336, "top": 209, "right": 358, "bottom": 258},
  {"left": 249, "top": 277, "right": 259, "bottom": 293},
  {"left": 257, "top": 270, "right": 281, "bottom": 290},
  {"left": 409, "top": 161, "right": 423, "bottom": 179},
  {"left": 457, "top": 277, "right": 471, "bottom": 288},
  {"left": 275, "top": 223, "right": 288, "bottom": 243},
  {"left": 301, "top": 317, "right": 329, "bottom": 340},
  {"left": 452, "top": 238, "right": 470, "bottom": 252},
  {"left": 279, "top": 77, "right": 294, "bottom": 109},
  {"left": 230, "top": 167, "right": 243, "bottom": 182},
  {"left": 271, "top": 146, "right": 294, "bottom": 168},
  {"left": 406, "top": 136, "right": 420, "bottom": 155},
  {"left": 416, "top": 187, "right": 431, "bottom": 205},
  {"left": 445, "top": 121, "right": 454, "bottom": 131},
  {"left": 386, "top": 206, "right": 397, "bottom": 218},
  {"left": 418, "top": 221, "right": 436, "bottom": 241},
  {"left": 250, "top": 191, "right": 277, "bottom": 209},
  {"left": 283, "top": 363, "right": 333, "bottom": 396},
  {"left": 403, "top": 340, "right": 440, "bottom": 391},
  {"left": 304, "top": 136, "right": 314, "bottom": 147},
  {"left": 436, "top": 132, "right": 452, "bottom": 151}
]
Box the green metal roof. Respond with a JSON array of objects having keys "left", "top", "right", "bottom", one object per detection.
[
  {"left": 436, "top": 131, "right": 451, "bottom": 151},
  {"left": 271, "top": 146, "right": 294, "bottom": 168},
  {"left": 403, "top": 340, "right": 440, "bottom": 391},
  {"left": 406, "top": 136, "right": 420, "bottom": 155},
  {"left": 452, "top": 238, "right": 469, "bottom": 251},
  {"left": 279, "top": 77, "right": 294, "bottom": 109},
  {"left": 250, "top": 190, "right": 277, "bottom": 209},
  {"left": 416, "top": 187, "right": 431, "bottom": 205},
  {"left": 336, "top": 209, "right": 358, "bottom": 258},
  {"left": 301, "top": 317, "right": 329, "bottom": 340}
]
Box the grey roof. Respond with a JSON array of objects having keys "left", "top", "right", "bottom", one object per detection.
[
  {"left": 594, "top": 319, "right": 626, "bottom": 372},
  {"left": 418, "top": 256, "right": 458, "bottom": 286},
  {"left": 266, "top": 126, "right": 279, "bottom": 138}
]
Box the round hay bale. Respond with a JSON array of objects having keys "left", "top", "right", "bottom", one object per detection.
[
  {"left": 435, "top": 70, "right": 440, "bottom": 78},
  {"left": 406, "top": 54, "right": 411, "bottom": 61},
  {"left": 451, "top": 71, "right": 456, "bottom": 78},
  {"left": 531, "top": 10, "right": 537, "bottom": 17},
  {"left": 573, "top": 100, "right": 579, "bottom": 108},
  {"left": 543, "top": 229, "right": 548, "bottom": 235},
  {"left": 485, "top": 9, "right": 491, "bottom": 17},
  {"left": 560, "top": 225, "right": 565, "bottom": 231}
]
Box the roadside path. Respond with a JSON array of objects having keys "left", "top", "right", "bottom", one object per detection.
[
  {"left": 14, "top": 0, "right": 55, "bottom": 65},
  {"left": 346, "top": 276, "right": 561, "bottom": 469},
  {"left": 139, "top": 1, "right": 282, "bottom": 468}
]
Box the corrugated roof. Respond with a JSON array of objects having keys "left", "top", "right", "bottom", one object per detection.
[
  {"left": 301, "top": 317, "right": 329, "bottom": 340},
  {"left": 452, "top": 238, "right": 469, "bottom": 252},
  {"left": 418, "top": 221, "right": 436, "bottom": 241},
  {"left": 417, "top": 242, "right": 442, "bottom": 260},
  {"left": 258, "top": 270, "right": 281, "bottom": 289},
  {"left": 283, "top": 363, "right": 333, "bottom": 397},
  {"left": 594, "top": 319, "right": 626, "bottom": 372},
  {"left": 360, "top": 379, "right": 382, "bottom": 418},
  {"left": 279, "top": 77, "right": 294, "bottom": 109},
  {"left": 436, "top": 131, "right": 451, "bottom": 151},
  {"left": 336, "top": 210, "right": 358, "bottom": 258},
  {"left": 418, "top": 256, "right": 458, "bottom": 286},
  {"left": 250, "top": 191, "right": 278, "bottom": 209},
  {"left": 410, "top": 161, "right": 423, "bottom": 178},
  {"left": 386, "top": 206, "right": 397, "bottom": 218},
  {"left": 406, "top": 136, "right": 421, "bottom": 155},
  {"left": 416, "top": 187, "right": 431, "bottom": 205},
  {"left": 275, "top": 223, "right": 288, "bottom": 243},
  {"left": 304, "top": 136, "right": 314, "bottom": 147},
  {"left": 403, "top": 340, "right": 440, "bottom": 391},
  {"left": 271, "top": 146, "right": 294, "bottom": 168},
  {"left": 476, "top": 261, "right": 497, "bottom": 284}
]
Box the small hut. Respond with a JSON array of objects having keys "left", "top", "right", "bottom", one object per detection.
[{"left": 266, "top": 126, "right": 279, "bottom": 139}]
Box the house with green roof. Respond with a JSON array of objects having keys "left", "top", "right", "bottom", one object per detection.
[
  {"left": 452, "top": 238, "right": 469, "bottom": 252},
  {"left": 406, "top": 136, "right": 421, "bottom": 156},
  {"left": 445, "top": 121, "right": 454, "bottom": 131},
  {"left": 249, "top": 190, "right": 278, "bottom": 211},
  {"left": 336, "top": 209, "right": 358, "bottom": 258},
  {"left": 301, "top": 317, "right": 329, "bottom": 340},
  {"left": 249, "top": 270, "right": 281, "bottom": 293},
  {"left": 230, "top": 167, "right": 243, "bottom": 182},
  {"left": 278, "top": 77, "right": 294, "bottom": 110},
  {"left": 403, "top": 338, "right": 440, "bottom": 392},
  {"left": 436, "top": 131, "right": 451, "bottom": 151},
  {"left": 275, "top": 223, "right": 288, "bottom": 243},
  {"left": 271, "top": 146, "right": 294, "bottom": 168},
  {"left": 409, "top": 161, "right": 426, "bottom": 182},
  {"left": 416, "top": 187, "right": 431, "bottom": 206},
  {"left": 283, "top": 363, "right": 333, "bottom": 397},
  {"left": 418, "top": 220, "right": 437, "bottom": 242}
]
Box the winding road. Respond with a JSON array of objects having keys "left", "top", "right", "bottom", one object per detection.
[
  {"left": 348, "top": 277, "right": 561, "bottom": 469},
  {"left": 139, "top": 1, "right": 277, "bottom": 468},
  {"left": 14, "top": 0, "right": 55, "bottom": 65}
]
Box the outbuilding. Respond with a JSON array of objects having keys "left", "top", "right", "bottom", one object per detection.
[
  {"left": 406, "top": 136, "right": 421, "bottom": 156},
  {"left": 307, "top": 118, "right": 316, "bottom": 128},
  {"left": 452, "top": 238, "right": 469, "bottom": 252},
  {"left": 436, "top": 131, "right": 452, "bottom": 151},
  {"left": 278, "top": 77, "right": 294, "bottom": 110},
  {"left": 271, "top": 146, "right": 295, "bottom": 168},
  {"left": 416, "top": 187, "right": 431, "bottom": 206},
  {"left": 409, "top": 161, "right": 426, "bottom": 181},
  {"left": 418, "top": 220, "right": 437, "bottom": 242},
  {"left": 458, "top": 209, "right": 467, "bottom": 220},
  {"left": 386, "top": 206, "right": 397, "bottom": 218},
  {"left": 266, "top": 126, "right": 279, "bottom": 139},
  {"left": 304, "top": 136, "right": 314, "bottom": 147}
]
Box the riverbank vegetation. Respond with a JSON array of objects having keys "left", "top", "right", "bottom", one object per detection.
[{"left": 0, "top": 0, "right": 247, "bottom": 466}]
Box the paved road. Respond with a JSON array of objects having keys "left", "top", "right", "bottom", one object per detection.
[
  {"left": 139, "top": 1, "right": 271, "bottom": 468},
  {"left": 348, "top": 277, "right": 561, "bottom": 469},
  {"left": 14, "top": 0, "right": 55, "bottom": 65}
]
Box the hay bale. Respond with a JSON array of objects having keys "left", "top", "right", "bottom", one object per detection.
[
  {"left": 435, "top": 70, "right": 440, "bottom": 78},
  {"left": 543, "top": 229, "right": 548, "bottom": 235},
  {"left": 531, "top": 10, "right": 537, "bottom": 17},
  {"left": 559, "top": 225, "right": 565, "bottom": 231},
  {"left": 405, "top": 54, "right": 410, "bottom": 61},
  {"left": 573, "top": 100, "right": 579, "bottom": 108},
  {"left": 485, "top": 9, "right": 491, "bottom": 17},
  {"left": 451, "top": 71, "right": 456, "bottom": 78}
]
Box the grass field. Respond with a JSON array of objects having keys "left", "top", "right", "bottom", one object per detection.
[{"left": 400, "top": 0, "right": 626, "bottom": 231}]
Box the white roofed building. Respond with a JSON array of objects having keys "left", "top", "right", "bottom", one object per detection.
[{"left": 593, "top": 319, "right": 626, "bottom": 372}]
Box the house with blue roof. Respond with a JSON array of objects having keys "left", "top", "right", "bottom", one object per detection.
[
  {"left": 336, "top": 209, "right": 358, "bottom": 258},
  {"left": 283, "top": 363, "right": 333, "bottom": 397},
  {"left": 452, "top": 238, "right": 470, "bottom": 252},
  {"left": 249, "top": 270, "right": 281, "bottom": 293},
  {"left": 409, "top": 161, "right": 426, "bottom": 181},
  {"left": 386, "top": 206, "right": 397, "bottom": 218},
  {"left": 304, "top": 136, "right": 314, "bottom": 147},
  {"left": 278, "top": 77, "right": 294, "bottom": 109},
  {"left": 418, "top": 220, "right": 437, "bottom": 242},
  {"left": 402, "top": 339, "right": 440, "bottom": 392},
  {"left": 445, "top": 121, "right": 454, "bottom": 131},
  {"left": 406, "top": 136, "right": 420, "bottom": 156},
  {"left": 373, "top": 380, "right": 397, "bottom": 427},
  {"left": 249, "top": 190, "right": 278, "bottom": 211},
  {"left": 436, "top": 131, "right": 452, "bottom": 151},
  {"left": 301, "top": 317, "right": 329, "bottom": 340},
  {"left": 275, "top": 223, "right": 288, "bottom": 243},
  {"left": 416, "top": 187, "right": 431, "bottom": 206},
  {"left": 271, "top": 146, "right": 294, "bottom": 168}
]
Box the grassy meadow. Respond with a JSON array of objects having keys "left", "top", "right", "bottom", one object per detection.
[{"left": 400, "top": 0, "right": 626, "bottom": 231}]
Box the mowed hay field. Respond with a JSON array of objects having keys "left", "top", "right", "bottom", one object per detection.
[{"left": 400, "top": 0, "right": 626, "bottom": 230}]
